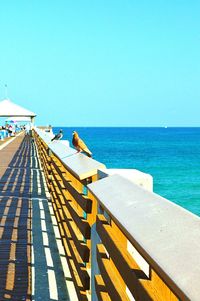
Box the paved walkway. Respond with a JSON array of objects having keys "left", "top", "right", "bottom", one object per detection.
[{"left": 0, "top": 134, "right": 70, "bottom": 301}]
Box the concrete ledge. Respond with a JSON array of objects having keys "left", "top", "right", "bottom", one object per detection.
[
  {"left": 35, "top": 127, "right": 105, "bottom": 180},
  {"left": 88, "top": 174, "right": 200, "bottom": 301},
  {"left": 98, "top": 168, "right": 153, "bottom": 191}
]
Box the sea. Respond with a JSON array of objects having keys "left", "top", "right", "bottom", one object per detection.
[{"left": 53, "top": 127, "right": 200, "bottom": 217}]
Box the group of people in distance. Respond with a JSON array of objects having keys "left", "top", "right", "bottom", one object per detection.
[
  {"left": 0, "top": 123, "right": 32, "bottom": 137},
  {"left": 0, "top": 124, "right": 17, "bottom": 136},
  {"left": 51, "top": 129, "right": 92, "bottom": 157}
]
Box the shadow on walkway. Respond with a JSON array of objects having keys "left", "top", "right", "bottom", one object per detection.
[{"left": 0, "top": 134, "right": 70, "bottom": 301}]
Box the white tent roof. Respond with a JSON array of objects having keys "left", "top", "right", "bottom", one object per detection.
[
  {"left": 5, "top": 116, "right": 31, "bottom": 122},
  {"left": 0, "top": 99, "right": 36, "bottom": 117}
]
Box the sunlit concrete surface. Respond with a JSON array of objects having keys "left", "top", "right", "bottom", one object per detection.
[{"left": 98, "top": 168, "right": 153, "bottom": 191}]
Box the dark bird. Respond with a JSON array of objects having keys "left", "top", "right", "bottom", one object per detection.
[
  {"left": 51, "top": 129, "right": 63, "bottom": 141},
  {"left": 72, "top": 131, "right": 92, "bottom": 157}
]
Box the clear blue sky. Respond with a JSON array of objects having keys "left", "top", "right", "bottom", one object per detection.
[{"left": 0, "top": 1, "right": 199, "bottom": 126}]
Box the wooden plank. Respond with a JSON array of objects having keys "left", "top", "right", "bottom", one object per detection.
[
  {"left": 52, "top": 170, "right": 91, "bottom": 239},
  {"left": 96, "top": 214, "right": 152, "bottom": 300},
  {"left": 67, "top": 238, "right": 90, "bottom": 290},
  {"left": 95, "top": 275, "right": 111, "bottom": 301},
  {"left": 51, "top": 171, "right": 91, "bottom": 239},
  {"left": 51, "top": 160, "right": 92, "bottom": 213},
  {"left": 140, "top": 269, "right": 179, "bottom": 301},
  {"left": 96, "top": 244, "right": 130, "bottom": 301},
  {"left": 55, "top": 215, "right": 90, "bottom": 291},
  {"left": 50, "top": 193, "right": 90, "bottom": 292},
  {"left": 96, "top": 215, "right": 178, "bottom": 301},
  {"left": 63, "top": 202, "right": 91, "bottom": 239},
  {"left": 51, "top": 179, "right": 90, "bottom": 262},
  {"left": 51, "top": 157, "right": 67, "bottom": 177},
  {"left": 63, "top": 206, "right": 90, "bottom": 262},
  {"left": 0, "top": 134, "right": 32, "bottom": 301},
  {"left": 63, "top": 177, "right": 92, "bottom": 213}
]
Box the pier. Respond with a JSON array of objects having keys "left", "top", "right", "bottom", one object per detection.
[
  {"left": 0, "top": 128, "right": 200, "bottom": 301},
  {"left": 0, "top": 133, "right": 70, "bottom": 300}
]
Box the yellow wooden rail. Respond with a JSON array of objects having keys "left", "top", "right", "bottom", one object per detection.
[
  {"left": 33, "top": 129, "right": 197, "bottom": 301},
  {"left": 34, "top": 131, "right": 97, "bottom": 300}
]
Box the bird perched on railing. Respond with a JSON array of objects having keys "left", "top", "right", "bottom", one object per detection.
[
  {"left": 51, "top": 129, "right": 63, "bottom": 141},
  {"left": 72, "top": 131, "right": 92, "bottom": 157}
]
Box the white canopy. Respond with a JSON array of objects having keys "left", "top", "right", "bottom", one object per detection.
[
  {"left": 0, "top": 99, "right": 36, "bottom": 118},
  {"left": 5, "top": 116, "right": 31, "bottom": 122}
]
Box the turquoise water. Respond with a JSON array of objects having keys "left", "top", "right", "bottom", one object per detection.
[{"left": 53, "top": 127, "right": 200, "bottom": 216}]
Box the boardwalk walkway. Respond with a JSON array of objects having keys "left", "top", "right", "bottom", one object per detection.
[{"left": 0, "top": 134, "right": 70, "bottom": 301}]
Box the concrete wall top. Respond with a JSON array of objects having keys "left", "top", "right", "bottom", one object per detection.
[
  {"left": 35, "top": 127, "right": 105, "bottom": 180},
  {"left": 98, "top": 168, "right": 153, "bottom": 191},
  {"left": 88, "top": 174, "right": 200, "bottom": 301}
]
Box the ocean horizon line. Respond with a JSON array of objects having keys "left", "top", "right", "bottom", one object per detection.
[{"left": 52, "top": 125, "right": 200, "bottom": 128}]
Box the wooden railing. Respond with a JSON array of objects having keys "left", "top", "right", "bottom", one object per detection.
[
  {"left": 34, "top": 129, "right": 104, "bottom": 300},
  {"left": 33, "top": 128, "right": 200, "bottom": 301}
]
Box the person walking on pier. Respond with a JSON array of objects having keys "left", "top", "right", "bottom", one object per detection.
[{"left": 25, "top": 123, "right": 31, "bottom": 135}]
